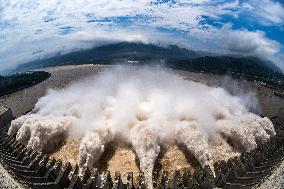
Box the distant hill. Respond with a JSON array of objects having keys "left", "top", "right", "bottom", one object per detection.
[
  {"left": 13, "top": 42, "right": 199, "bottom": 72},
  {"left": 170, "top": 56, "right": 282, "bottom": 76},
  {"left": 170, "top": 56, "right": 284, "bottom": 89},
  {"left": 0, "top": 71, "right": 51, "bottom": 97},
  {"left": 11, "top": 42, "right": 283, "bottom": 85}
]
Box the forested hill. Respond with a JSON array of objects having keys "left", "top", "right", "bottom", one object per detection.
[
  {"left": 10, "top": 42, "right": 283, "bottom": 85},
  {"left": 169, "top": 56, "right": 284, "bottom": 89},
  {"left": 13, "top": 42, "right": 199, "bottom": 72},
  {"left": 170, "top": 56, "right": 282, "bottom": 76},
  {"left": 0, "top": 71, "right": 51, "bottom": 97}
]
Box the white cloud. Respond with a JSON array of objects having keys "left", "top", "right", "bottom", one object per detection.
[
  {"left": 225, "top": 30, "right": 280, "bottom": 56},
  {"left": 0, "top": 0, "right": 283, "bottom": 73},
  {"left": 243, "top": 0, "right": 284, "bottom": 25},
  {"left": 184, "top": 23, "right": 281, "bottom": 59}
]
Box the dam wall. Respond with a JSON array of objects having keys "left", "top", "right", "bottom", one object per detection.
[
  {"left": 0, "top": 65, "right": 283, "bottom": 188},
  {"left": 0, "top": 106, "right": 13, "bottom": 128},
  {"left": 0, "top": 107, "right": 284, "bottom": 188},
  {"left": 0, "top": 106, "right": 24, "bottom": 189}
]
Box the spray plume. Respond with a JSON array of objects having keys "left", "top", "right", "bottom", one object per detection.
[{"left": 8, "top": 66, "right": 275, "bottom": 188}]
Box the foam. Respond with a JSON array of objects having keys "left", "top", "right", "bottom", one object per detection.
[{"left": 9, "top": 66, "right": 275, "bottom": 188}]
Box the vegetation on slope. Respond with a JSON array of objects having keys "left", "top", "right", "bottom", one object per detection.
[
  {"left": 168, "top": 56, "right": 284, "bottom": 90},
  {"left": 0, "top": 71, "right": 51, "bottom": 97},
  {"left": 8, "top": 42, "right": 284, "bottom": 90},
  {"left": 14, "top": 42, "right": 199, "bottom": 72}
]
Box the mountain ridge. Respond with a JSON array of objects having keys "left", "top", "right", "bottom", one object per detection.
[{"left": 9, "top": 42, "right": 283, "bottom": 77}]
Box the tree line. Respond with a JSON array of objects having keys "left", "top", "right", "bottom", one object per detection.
[{"left": 0, "top": 71, "right": 51, "bottom": 97}]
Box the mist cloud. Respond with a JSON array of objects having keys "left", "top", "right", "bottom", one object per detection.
[{"left": 8, "top": 66, "right": 275, "bottom": 188}]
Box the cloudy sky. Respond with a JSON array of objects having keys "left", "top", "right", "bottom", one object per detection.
[{"left": 0, "top": 0, "right": 284, "bottom": 73}]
